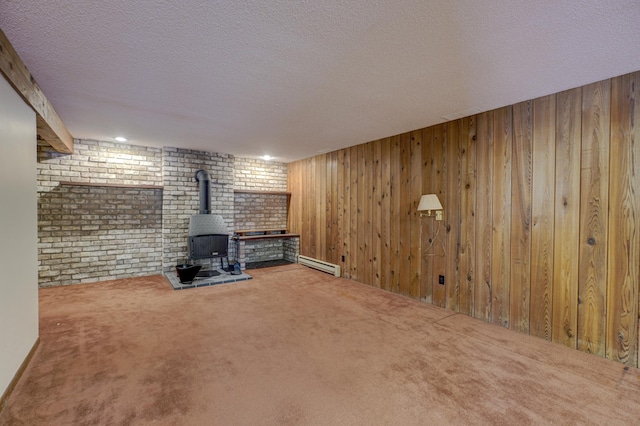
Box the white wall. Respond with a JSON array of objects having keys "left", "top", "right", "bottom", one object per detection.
[{"left": 0, "top": 74, "right": 38, "bottom": 396}]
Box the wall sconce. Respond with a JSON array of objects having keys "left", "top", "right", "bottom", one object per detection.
[{"left": 417, "top": 194, "right": 444, "bottom": 220}]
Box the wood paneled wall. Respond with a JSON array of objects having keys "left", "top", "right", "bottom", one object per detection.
[{"left": 287, "top": 71, "right": 640, "bottom": 367}]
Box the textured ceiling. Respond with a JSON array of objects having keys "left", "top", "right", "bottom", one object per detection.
[{"left": 1, "top": 1, "right": 639, "bottom": 162}]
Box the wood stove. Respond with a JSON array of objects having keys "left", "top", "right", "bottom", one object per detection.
[
  {"left": 187, "top": 169, "right": 231, "bottom": 276},
  {"left": 189, "top": 234, "right": 229, "bottom": 260}
]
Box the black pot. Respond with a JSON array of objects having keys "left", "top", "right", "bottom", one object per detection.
[{"left": 176, "top": 264, "right": 202, "bottom": 284}]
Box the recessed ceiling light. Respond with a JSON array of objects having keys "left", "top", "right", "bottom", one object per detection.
[
  {"left": 261, "top": 155, "right": 272, "bottom": 161},
  {"left": 114, "top": 136, "right": 128, "bottom": 142}
]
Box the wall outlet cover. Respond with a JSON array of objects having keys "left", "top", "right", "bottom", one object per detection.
[{"left": 439, "top": 275, "right": 445, "bottom": 285}]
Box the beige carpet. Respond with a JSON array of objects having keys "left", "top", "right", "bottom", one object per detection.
[{"left": 2, "top": 264, "right": 640, "bottom": 425}]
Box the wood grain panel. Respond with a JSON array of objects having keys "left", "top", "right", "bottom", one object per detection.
[
  {"left": 431, "top": 124, "right": 447, "bottom": 307},
  {"left": 420, "top": 127, "right": 434, "bottom": 303},
  {"left": 336, "top": 150, "right": 346, "bottom": 276},
  {"left": 399, "top": 133, "right": 412, "bottom": 296},
  {"left": 410, "top": 131, "right": 423, "bottom": 299},
  {"left": 292, "top": 160, "right": 301, "bottom": 245},
  {"left": 308, "top": 156, "right": 316, "bottom": 258},
  {"left": 364, "top": 142, "right": 374, "bottom": 286},
  {"left": 309, "top": 157, "right": 318, "bottom": 258},
  {"left": 390, "top": 136, "right": 401, "bottom": 293},
  {"left": 317, "top": 154, "right": 327, "bottom": 260},
  {"left": 578, "top": 79, "right": 610, "bottom": 357},
  {"left": 474, "top": 112, "right": 494, "bottom": 321},
  {"left": 530, "top": 95, "right": 556, "bottom": 341},
  {"left": 459, "top": 116, "right": 477, "bottom": 315},
  {"left": 296, "top": 160, "right": 303, "bottom": 237},
  {"left": 381, "top": 139, "right": 391, "bottom": 292},
  {"left": 357, "top": 145, "right": 366, "bottom": 284},
  {"left": 328, "top": 151, "right": 338, "bottom": 264},
  {"left": 372, "top": 140, "right": 382, "bottom": 288},
  {"left": 341, "top": 151, "right": 351, "bottom": 279},
  {"left": 510, "top": 101, "right": 533, "bottom": 333},
  {"left": 446, "top": 120, "right": 461, "bottom": 311},
  {"left": 349, "top": 147, "right": 358, "bottom": 280},
  {"left": 491, "top": 107, "right": 513, "bottom": 327},
  {"left": 607, "top": 72, "right": 640, "bottom": 366},
  {"left": 552, "top": 88, "right": 582, "bottom": 349},
  {"left": 636, "top": 74, "right": 640, "bottom": 369},
  {"left": 286, "top": 161, "right": 296, "bottom": 232},
  {"left": 300, "top": 158, "right": 309, "bottom": 256},
  {"left": 300, "top": 158, "right": 307, "bottom": 256}
]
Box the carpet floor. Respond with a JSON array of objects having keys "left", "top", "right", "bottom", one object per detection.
[{"left": 2, "top": 264, "right": 640, "bottom": 425}]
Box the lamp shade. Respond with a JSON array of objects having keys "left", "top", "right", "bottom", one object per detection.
[{"left": 417, "top": 194, "right": 443, "bottom": 211}]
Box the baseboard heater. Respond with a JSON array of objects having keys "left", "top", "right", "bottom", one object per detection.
[{"left": 298, "top": 255, "right": 341, "bottom": 277}]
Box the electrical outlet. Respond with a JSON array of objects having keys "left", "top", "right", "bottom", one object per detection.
[
  {"left": 341, "top": 255, "right": 345, "bottom": 262},
  {"left": 438, "top": 275, "right": 445, "bottom": 285}
]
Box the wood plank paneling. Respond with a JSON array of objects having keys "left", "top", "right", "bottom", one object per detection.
[
  {"left": 365, "top": 142, "right": 374, "bottom": 286},
  {"left": 491, "top": 107, "right": 513, "bottom": 327},
  {"left": 399, "top": 134, "right": 412, "bottom": 296},
  {"left": 328, "top": 151, "right": 338, "bottom": 264},
  {"left": 317, "top": 155, "right": 327, "bottom": 260},
  {"left": 635, "top": 73, "right": 640, "bottom": 369},
  {"left": 474, "top": 112, "right": 494, "bottom": 321},
  {"left": 357, "top": 145, "right": 366, "bottom": 284},
  {"left": 607, "top": 72, "right": 640, "bottom": 367},
  {"left": 553, "top": 88, "right": 582, "bottom": 349},
  {"left": 372, "top": 140, "right": 382, "bottom": 288},
  {"left": 410, "top": 131, "right": 423, "bottom": 299},
  {"left": 510, "top": 101, "right": 533, "bottom": 333},
  {"left": 390, "top": 136, "right": 401, "bottom": 293},
  {"left": 530, "top": 95, "right": 556, "bottom": 341},
  {"left": 286, "top": 70, "right": 640, "bottom": 367},
  {"left": 344, "top": 150, "right": 352, "bottom": 279},
  {"left": 459, "top": 116, "right": 477, "bottom": 315},
  {"left": 381, "top": 139, "right": 391, "bottom": 292},
  {"left": 431, "top": 124, "right": 447, "bottom": 307},
  {"left": 300, "top": 158, "right": 315, "bottom": 256},
  {"left": 349, "top": 147, "right": 358, "bottom": 281},
  {"left": 286, "top": 161, "right": 297, "bottom": 232},
  {"left": 578, "top": 79, "right": 610, "bottom": 357},
  {"left": 336, "top": 150, "right": 346, "bottom": 276},
  {"left": 445, "top": 120, "right": 461, "bottom": 311},
  {"left": 420, "top": 128, "right": 434, "bottom": 303},
  {"left": 310, "top": 157, "right": 317, "bottom": 258}
]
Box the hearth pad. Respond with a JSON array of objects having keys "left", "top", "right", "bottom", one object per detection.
[{"left": 165, "top": 268, "right": 252, "bottom": 290}]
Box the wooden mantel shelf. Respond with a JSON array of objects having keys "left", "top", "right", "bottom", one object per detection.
[
  {"left": 233, "top": 189, "right": 291, "bottom": 196},
  {"left": 60, "top": 181, "right": 163, "bottom": 190}
]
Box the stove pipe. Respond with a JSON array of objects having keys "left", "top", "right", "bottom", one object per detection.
[{"left": 194, "top": 169, "right": 211, "bottom": 214}]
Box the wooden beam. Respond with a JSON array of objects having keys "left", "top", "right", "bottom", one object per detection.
[{"left": 0, "top": 28, "right": 73, "bottom": 154}]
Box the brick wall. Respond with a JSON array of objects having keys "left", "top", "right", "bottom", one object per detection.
[
  {"left": 233, "top": 157, "right": 287, "bottom": 191},
  {"left": 283, "top": 238, "right": 300, "bottom": 263},
  {"left": 162, "top": 148, "right": 234, "bottom": 271},
  {"left": 38, "top": 139, "right": 163, "bottom": 188},
  {"left": 234, "top": 193, "right": 289, "bottom": 230},
  {"left": 244, "top": 239, "right": 284, "bottom": 263},
  {"left": 37, "top": 140, "right": 292, "bottom": 286},
  {"left": 233, "top": 157, "right": 289, "bottom": 231},
  {"left": 38, "top": 140, "right": 163, "bottom": 286}
]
